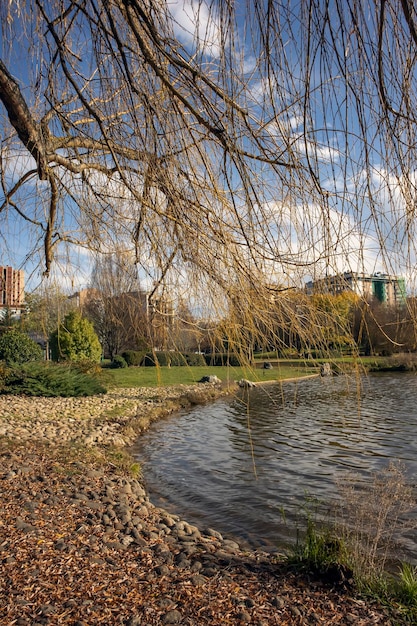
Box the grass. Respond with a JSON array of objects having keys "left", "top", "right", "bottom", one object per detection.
[
  {"left": 104, "top": 363, "right": 318, "bottom": 388},
  {"left": 287, "top": 463, "right": 417, "bottom": 622}
]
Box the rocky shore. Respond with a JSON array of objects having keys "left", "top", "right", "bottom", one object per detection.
[{"left": 0, "top": 384, "right": 399, "bottom": 624}]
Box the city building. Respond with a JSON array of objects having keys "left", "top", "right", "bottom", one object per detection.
[
  {"left": 0, "top": 266, "right": 25, "bottom": 312},
  {"left": 305, "top": 271, "right": 406, "bottom": 306}
]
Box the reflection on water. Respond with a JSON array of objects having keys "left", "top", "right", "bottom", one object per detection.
[{"left": 131, "top": 373, "right": 417, "bottom": 557}]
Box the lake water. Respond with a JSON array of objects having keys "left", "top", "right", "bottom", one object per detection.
[{"left": 131, "top": 373, "right": 417, "bottom": 559}]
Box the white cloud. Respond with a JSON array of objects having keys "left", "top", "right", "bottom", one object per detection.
[
  {"left": 254, "top": 200, "right": 380, "bottom": 285},
  {"left": 169, "top": 0, "right": 223, "bottom": 58}
]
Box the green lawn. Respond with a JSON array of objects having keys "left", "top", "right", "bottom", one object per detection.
[{"left": 104, "top": 363, "right": 318, "bottom": 389}]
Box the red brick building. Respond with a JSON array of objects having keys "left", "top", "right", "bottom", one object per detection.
[{"left": 0, "top": 266, "right": 25, "bottom": 311}]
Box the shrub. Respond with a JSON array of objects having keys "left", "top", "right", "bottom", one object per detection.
[
  {"left": 121, "top": 350, "right": 144, "bottom": 366},
  {"left": 185, "top": 352, "right": 206, "bottom": 366},
  {"left": 335, "top": 461, "right": 415, "bottom": 584},
  {"left": 0, "top": 329, "right": 43, "bottom": 364},
  {"left": 142, "top": 351, "right": 187, "bottom": 366},
  {"left": 203, "top": 352, "right": 240, "bottom": 366},
  {"left": 0, "top": 362, "right": 107, "bottom": 397},
  {"left": 50, "top": 310, "right": 102, "bottom": 363},
  {"left": 287, "top": 515, "right": 350, "bottom": 580},
  {"left": 110, "top": 354, "right": 128, "bottom": 368}
]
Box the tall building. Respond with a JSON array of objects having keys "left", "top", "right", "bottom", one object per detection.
[
  {"left": 305, "top": 271, "right": 406, "bottom": 306},
  {"left": 0, "top": 266, "right": 25, "bottom": 311}
]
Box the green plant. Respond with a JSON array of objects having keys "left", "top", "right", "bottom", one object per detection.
[
  {"left": 0, "top": 362, "right": 107, "bottom": 397},
  {"left": 142, "top": 351, "right": 188, "bottom": 366},
  {"left": 0, "top": 329, "right": 43, "bottom": 364},
  {"left": 287, "top": 508, "right": 350, "bottom": 581},
  {"left": 50, "top": 310, "right": 102, "bottom": 363},
  {"left": 110, "top": 354, "right": 128, "bottom": 368},
  {"left": 395, "top": 563, "right": 417, "bottom": 608},
  {"left": 204, "top": 352, "right": 241, "bottom": 366},
  {"left": 121, "top": 350, "right": 145, "bottom": 366},
  {"left": 185, "top": 352, "right": 206, "bottom": 366}
]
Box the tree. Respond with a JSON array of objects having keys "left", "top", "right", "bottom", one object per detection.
[
  {"left": 84, "top": 253, "right": 151, "bottom": 358},
  {"left": 1, "top": 2, "right": 417, "bottom": 354},
  {"left": 50, "top": 311, "right": 102, "bottom": 363},
  {"left": 0, "top": 329, "right": 43, "bottom": 364},
  {"left": 23, "top": 286, "right": 75, "bottom": 339}
]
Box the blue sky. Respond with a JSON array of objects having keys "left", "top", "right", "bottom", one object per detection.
[{"left": 0, "top": 1, "right": 415, "bottom": 295}]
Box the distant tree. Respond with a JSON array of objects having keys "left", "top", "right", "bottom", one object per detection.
[
  {"left": 171, "top": 301, "right": 202, "bottom": 352},
  {"left": 310, "top": 292, "right": 359, "bottom": 353},
  {"left": 353, "top": 298, "right": 413, "bottom": 356},
  {"left": 24, "top": 286, "right": 75, "bottom": 339},
  {"left": 50, "top": 311, "right": 102, "bottom": 363},
  {"left": 85, "top": 253, "right": 151, "bottom": 358},
  {"left": 0, "top": 307, "right": 17, "bottom": 330},
  {"left": 0, "top": 329, "right": 43, "bottom": 364}
]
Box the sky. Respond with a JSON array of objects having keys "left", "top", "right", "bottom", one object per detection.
[{"left": 0, "top": 0, "right": 416, "bottom": 296}]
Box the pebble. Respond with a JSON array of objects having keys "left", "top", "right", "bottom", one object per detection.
[
  {"left": 163, "top": 609, "right": 182, "bottom": 624},
  {"left": 0, "top": 384, "right": 280, "bottom": 618}
]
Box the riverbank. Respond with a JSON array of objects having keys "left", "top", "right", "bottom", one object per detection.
[{"left": 0, "top": 383, "right": 400, "bottom": 624}]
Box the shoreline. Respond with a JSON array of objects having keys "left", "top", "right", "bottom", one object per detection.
[{"left": 0, "top": 381, "right": 397, "bottom": 624}]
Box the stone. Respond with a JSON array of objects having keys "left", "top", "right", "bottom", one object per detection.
[
  {"left": 163, "top": 609, "right": 182, "bottom": 624},
  {"left": 238, "top": 379, "right": 256, "bottom": 388},
  {"left": 205, "top": 527, "right": 223, "bottom": 540},
  {"left": 320, "top": 362, "right": 332, "bottom": 376},
  {"left": 236, "top": 611, "right": 251, "bottom": 623},
  {"left": 199, "top": 375, "right": 221, "bottom": 384}
]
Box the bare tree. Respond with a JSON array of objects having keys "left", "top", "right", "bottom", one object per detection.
[
  {"left": 1, "top": 1, "right": 417, "bottom": 353},
  {"left": 85, "top": 253, "right": 150, "bottom": 358}
]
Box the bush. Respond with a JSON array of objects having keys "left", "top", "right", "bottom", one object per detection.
[
  {"left": 50, "top": 310, "right": 102, "bottom": 363},
  {"left": 142, "top": 351, "right": 187, "bottom": 366},
  {"left": 121, "top": 350, "right": 144, "bottom": 366},
  {"left": 185, "top": 352, "right": 206, "bottom": 366},
  {"left": 0, "top": 329, "right": 43, "bottom": 364},
  {"left": 0, "top": 362, "right": 107, "bottom": 397},
  {"left": 203, "top": 352, "right": 240, "bottom": 366},
  {"left": 110, "top": 354, "right": 128, "bottom": 368}
]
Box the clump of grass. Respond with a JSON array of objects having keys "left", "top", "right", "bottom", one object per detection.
[
  {"left": 286, "top": 496, "right": 353, "bottom": 584},
  {"left": 335, "top": 461, "right": 415, "bottom": 586},
  {"left": 396, "top": 563, "right": 417, "bottom": 608},
  {"left": 286, "top": 463, "right": 417, "bottom": 622}
]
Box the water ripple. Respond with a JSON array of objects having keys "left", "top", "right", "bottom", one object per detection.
[{"left": 131, "top": 373, "right": 417, "bottom": 554}]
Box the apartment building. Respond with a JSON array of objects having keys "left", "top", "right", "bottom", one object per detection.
[
  {"left": 0, "top": 266, "right": 25, "bottom": 311},
  {"left": 305, "top": 271, "right": 406, "bottom": 306}
]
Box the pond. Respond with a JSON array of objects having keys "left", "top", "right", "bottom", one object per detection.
[{"left": 131, "top": 373, "right": 417, "bottom": 560}]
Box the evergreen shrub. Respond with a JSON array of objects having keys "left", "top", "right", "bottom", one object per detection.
[
  {"left": 0, "top": 329, "right": 43, "bottom": 364},
  {"left": 121, "top": 350, "right": 144, "bottom": 366},
  {"left": 203, "top": 352, "right": 240, "bottom": 366},
  {"left": 185, "top": 352, "right": 206, "bottom": 366},
  {"left": 110, "top": 355, "right": 128, "bottom": 368},
  {"left": 50, "top": 310, "right": 102, "bottom": 362},
  {"left": 0, "top": 362, "right": 107, "bottom": 397},
  {"left": 142, "top": 351, "right": 179, "bottom": 366}
]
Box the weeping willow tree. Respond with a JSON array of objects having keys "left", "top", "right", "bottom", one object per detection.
[{"left": 1, "top": 0, "right": 417, "bottom": 357}]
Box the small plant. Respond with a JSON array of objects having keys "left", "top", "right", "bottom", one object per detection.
[
  {"left": 396, "top": 563, "right": 417, "bottom": 608},
  {"left": 288, "top": 516, "right": 349, "bottom": 577},
  {"left": 335, "top": 462, "right": 415, "bottom": 585},
  {"left": 286, "top": 496, "right": 352, "bottom": 584},
  {"left": 110, "top": 354, "right": 128, "bottom": 368}
]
